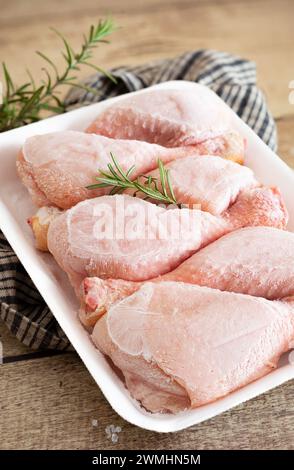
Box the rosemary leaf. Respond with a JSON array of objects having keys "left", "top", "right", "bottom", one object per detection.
[
  {"left": 83, "top": 61, "right": 117, "bottom": 83},
  {"left": 0, "top": 18, "right": 116, "bottom": 132},
  {"left": 87, "top": 154, "right": 178, "bottom": 205},
  {"left": 35, "top": 51, "right": 59, "bottom": 77},
  {"left": 126, "top": 165, "right": 136, "bottom": 178},
  {"left": 2, "top": 63, "right": 15, "bottom": 97}
]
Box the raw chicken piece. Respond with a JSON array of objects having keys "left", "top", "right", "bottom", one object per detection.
[
  {"left": 80, "top": 226, "right": 294, "bottom": 327},
  {"left": 80, "top": 227, "right": 294, "bottom": 326},
  {"left": 17, "top": 130, "right": 198, "bottom": 209},
  {"left": 189, "top": 130, "right": 244, "bottom": 164},
  {"left": 165, "top": 226, "right": 294, "bottom": 298},
  {"left": 92, "top": 282, "right": 294, "bottom": 413},
  {"left": 86, "top": 87, "right": 245, "bottom": 163},
  {"left": 47, "top": 194, "right": 228, "bottom": 291},
  {"left": 27, "top": 206, "right": 62, "bottom": 252},
  {"left": 29, "top": 153, "right": 256, "bottom": 251},
  {"left": 46, "top": 186, "right": 286, "bottom": 299},
  {"left": 131, "top": 155, "right": 258, "bottom": 214}
]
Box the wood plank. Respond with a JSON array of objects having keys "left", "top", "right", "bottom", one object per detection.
[
  {"left": 0, "top": 0, "right": 293, "bottom": 118},
  {"left": 0, "top": 319, "right": 33, "bottom": 357},
  {"left": 0, "top": 353, "right": 293, "bottom": 450}
]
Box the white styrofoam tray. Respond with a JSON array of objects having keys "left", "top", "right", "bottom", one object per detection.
[{"left": 0, "top": 81, "right": 294, "bottom": 432}]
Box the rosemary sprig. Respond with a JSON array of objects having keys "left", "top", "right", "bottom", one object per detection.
[
  {"left": 0, "top": 19, "right": 116, "bottom": 132},
  {"left": 86, "top": 153, "right": 178, "bottom": 205}
]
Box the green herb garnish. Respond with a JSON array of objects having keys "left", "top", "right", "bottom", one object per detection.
[
  {"left": 87, "top": 153, "right": 178, "bottom": 205},
  {"left": 0, "top": 18, "right": 116, "bottom": 132}
]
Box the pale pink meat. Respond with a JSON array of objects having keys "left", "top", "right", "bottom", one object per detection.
[
  {"left": 16, "top": 130, "right": 199, "bottom": 209},
  {"left": 28, "top": 150, "right": 255, "bottom": 252},
  {"left": 86, "top": 88, "right": 241, "bottom": 152},
  {"left": 46, "top": 187, "right": 287, "bottom": 299},
  {"left": 91, "top": 282, "right": 294, "bottom": 413},
  {"left": 165, "top": 226, "right": 294, "bottom": 298},
  {"left": 132, "top": 155, "right": 258, "bottom": 214},
  {"left": 80, "top": 226, "right": 294, "bottom": 326},
  {"left": 47, "top": 193, "right": 228, "bottom": 291}
]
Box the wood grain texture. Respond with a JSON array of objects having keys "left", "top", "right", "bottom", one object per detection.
[
  {"left": 0, "top": 319, "right": 32, "bottom": 357},
  {"left": 0, "top": 0, "right": 293, "bottom": 450},
  {"left": 0, "top": 353, "right": 293, "bottom": 450},
  {"left": 0, "top": 0, "right": 293, "bottom": 118}
]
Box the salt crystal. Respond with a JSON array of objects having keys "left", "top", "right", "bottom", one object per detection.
[
  {"left": 105, "top": 423, "right": 122, "bottom": 441},
  {"left": 105, "top": 425, "right": 112, "bottom": 438},
  {"left": 111, "top": 433, "right": 119, "bottom": 443}
]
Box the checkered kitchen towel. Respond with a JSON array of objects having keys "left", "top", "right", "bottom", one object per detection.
[{"left": 0, "top": 49, "right": 277, "bottom": 350}]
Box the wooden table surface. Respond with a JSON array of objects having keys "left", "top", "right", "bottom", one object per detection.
[{"left": 0, "top": 0, "right": 294, "bottom": 450}]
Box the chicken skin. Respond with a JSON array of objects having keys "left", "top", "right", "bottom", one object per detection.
[
  {"left": 45, "top": 187, "right": 287, "bottom": 300},
  {"left": 86, "top": 87, "right": 244, "bottom": 163},
  {"left": 81, "top": 226, "right": 294, "bottom": 327},
  {"left": 92, "top": 282, "right": 294, "bottom": 413}
]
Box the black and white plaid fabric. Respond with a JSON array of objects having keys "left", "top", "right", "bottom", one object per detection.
[{"left": 0, "top": 50, "right": 277, "bottom": 350}]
